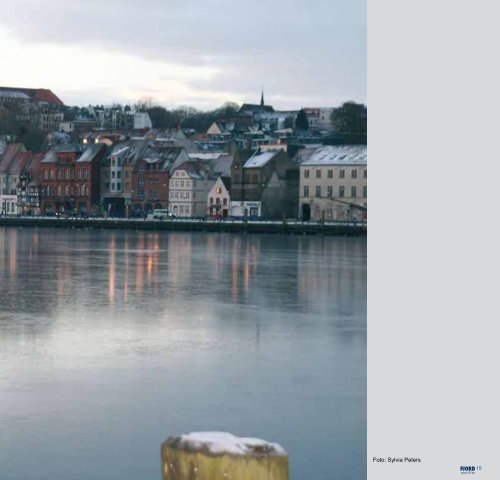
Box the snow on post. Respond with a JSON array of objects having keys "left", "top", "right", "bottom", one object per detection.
[{"left": 161, "top": 432, "right": 289, "bottom": 480}]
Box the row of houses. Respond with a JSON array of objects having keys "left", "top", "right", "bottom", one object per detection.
[{"left": 1, "top": 140, "right": 367, "bottom": 222}]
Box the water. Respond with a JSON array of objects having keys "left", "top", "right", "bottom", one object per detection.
[{"left": 0, "top": 227, "right": 366, "bottom": 480}]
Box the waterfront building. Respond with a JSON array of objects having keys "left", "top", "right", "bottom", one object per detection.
[
  {"left": 230, "top": 149, "right": 299, "bottom": 219},
  {"left": 132, "top": 144, "right": 189, "bottom": 215},
  {"left": 0, "top": 143, "right": 26, "bottom": 196},
  {"left": 299, "top": 145, "right": 367, "bottom": 221},
  {"left": 38, "top": 143, "right": 106, "bottom": 214},
  {"left": 169, "top": 161, "right": 216, "bottom": 217},
  {"left": 207, "top": 176, "right": 231, "bottom": 218},
  {"left": 17, "top": 152, "right": 45, "bottom": 215},
  {"left": 100, "top": 140, "right": 148, "bottom": 217}
]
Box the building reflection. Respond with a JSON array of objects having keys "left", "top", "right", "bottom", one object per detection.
[{"left": 109, "top": 235, "right": 116, "bottom": 304}]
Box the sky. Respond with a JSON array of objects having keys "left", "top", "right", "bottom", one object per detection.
[{"left": 0, "top": 0, "right": 366, "bottom": 111}]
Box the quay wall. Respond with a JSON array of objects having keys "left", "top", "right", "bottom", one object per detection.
[{"left": 0, "top": 217, "right": 367, "bottom": 236}]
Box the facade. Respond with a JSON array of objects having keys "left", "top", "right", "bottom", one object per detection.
[
  {"left": 0, "top": 143, "right": 26, "bottom": 196},
  {"left": 0, "top": 86, "right": 64, "bottom": 131},
  {"left": 303, "top": 107, "right": 334, "bottom": 130},
  {"left": 169, "top": 161, "right": 215, "bottom": 217},
  {"left": 101, "top": 140, "right": 148, "bottom": 217},
  {"left": 298, "top": 145, "right": 367, "bottom": 221},
  {"left": 18, "top": 152, "right": 45, "bottom": 215},
  {"left": 0, "top": 195, "right": 17, "bottom": 215},
  {"left": 207, "top": 177, "right": 231, "bottom": 217},
  {"left": 230, "top": 149, "right": 299, "bottom": 219},
  {"left": 39, "top": 143, "right": 106, "bottom": 214},
  {"left": 132, "top": 144, "right": 189, "bottom": 215}
]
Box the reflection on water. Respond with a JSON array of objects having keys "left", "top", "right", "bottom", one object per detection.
[{"left": 0, "top": 227, "right": 366, "bottom": 480}]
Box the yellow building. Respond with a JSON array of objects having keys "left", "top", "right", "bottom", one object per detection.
[{"left": 299, "top": 145, "right": 367, "bottom": 222}]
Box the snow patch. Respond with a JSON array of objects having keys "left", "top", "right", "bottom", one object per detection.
[{"left": 179, "top": 432, "right": 287, "bottom": 456}]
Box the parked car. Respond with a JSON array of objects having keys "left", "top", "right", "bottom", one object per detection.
[{"left": 146, "top": 209, "right": 177, "bottom": 220}]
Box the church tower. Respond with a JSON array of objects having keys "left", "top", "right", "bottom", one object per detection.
[{"left": 260, "top": 89, "right": 264, "bottom": 106}]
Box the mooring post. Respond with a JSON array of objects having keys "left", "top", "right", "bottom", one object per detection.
[{"left": 161, "top": 432, "right": 288, "bottom": 480}]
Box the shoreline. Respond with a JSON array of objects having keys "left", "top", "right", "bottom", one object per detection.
[{"left": 0, "top": 217, "right": 367, "bottom": 236}]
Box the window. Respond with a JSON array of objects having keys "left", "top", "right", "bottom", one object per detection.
[
  {"left": 216, "top": 198, "right": 220, "bottom": 205},
  {"left": 58, "top": 170, "right": 63, "bottom": 180},
  {"left": 44, "top": 169, "right": 48, "bottom": 180},
  {"left": 223, "top": 198, "right": 227, "bottom": 206},
  {"left": 105, "top": 183, "right": 109, "bottom": 190},
  {"left": 351, "top": 169, "right": 357, "bottom": 179},
  {"left": 185, "top": 181, "right": 190, "bottom": 187},
  {"left": 351, "top": 186, "right": 357, "bottom": 198},
  {"left": 339, "top": 186, "right": 345, "bottom": 197},
  {"left": 316, "top": 170, "right": 321, "bottom": 179},
  {"left": 252, "top": 174, "right": 258, "bottom": 183},
  {"left": 117, "top": 183, "right": 121, "bottom": 190},
  {"left": 339, "top": 169, "right": 345, "bottom": 178},
  {"left": 304, "top": 169, "right": 310, "bottom": 178},
  {"left": 112, "top": 171, "right": 115, "bottom": 179},
  {"left": 328, "top": 170, "right": 333, "bottom": 178},
  {"left": 111, "top": 158, "right": 115, "bottom": 167},
  {"left": 216, "top": 187, "right": 222, "bottom": 194},
  {"left": 57, "top": 185, "right": 62, "bottom": 196},
  {"left": 181, "top": 180, "right": 184, "bottom": 187},
  {"left": 78, "top": 169, "right": 82, "bottom": 180},
  {"left": 180, "top": 205, "right": 184, "bottom": 214},
  {"left": 111, "top": 183, "right": 115, "bottom": 190},
  {"left": 117, "top": 171, "right": 121, "bottom": 179},
  {"left": 192, "top": 192, "right": 196, "bottom": 199},
  {"left": 175, "top": 192, "right": 179, "bottom": 199},
  {"left": 193, "top": 181, "right": 197, "bottom": 187},
  {"left": 65, "top": 170, "right": 70, "bottom": 180},
  {"left": 363, "top": 186, "right": 367, "bottom": 198},
  {"left": 315, "top": 186, "right": 321, "bottom": 197},
  {"left": 83, "top": 170, "right": 89, "bottom": 180},
  {"left": 138, "top": 189, "right": 144, "bottom": 200},
  {"left": 364, "top": 170, "right": 367, "bottom": 178},
  {"left": 304, "top": 185, "right": 309, "bottom": 197},
  {"left": 185, "top": 205, "right": 190, "bottom": 215},
  {"left": 327, "top": 186, "right": 333, "bottom": 197}
]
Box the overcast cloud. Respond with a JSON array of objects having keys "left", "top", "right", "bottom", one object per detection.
[{"left": 0, "top": 0, "right": 366, "bottom": 110}]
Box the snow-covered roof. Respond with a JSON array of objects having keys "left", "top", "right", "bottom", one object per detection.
[
  {"left": 243, "top": 150, "right": 279, "bottom": 168},
  {"left": 301, "top": 145, "right": 367, "bottom": 166},
  {"left": 76, "top": 144, "right": 103, "bottom": 163},
  {"left": 188, "top": 153, "right": 225, "bottom": 160},
  {"left": 177, "top": 432, "right": 287, "bottom": 456}
]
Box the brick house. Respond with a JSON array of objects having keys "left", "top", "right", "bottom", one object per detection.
[
  {"left": 131, "top": 145, "right": 189, "bottom": 215},
  {"left": 39, "top": 143, "right": 105, "bottom": 214}
]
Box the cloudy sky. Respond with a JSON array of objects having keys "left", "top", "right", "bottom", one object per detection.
[{"left": 0, "top": 0, "right": 366, "bottom": 111}]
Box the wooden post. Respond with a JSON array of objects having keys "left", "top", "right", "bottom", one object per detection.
[{"left": 161, "top": 432, "right": 288, "bottom": 480}]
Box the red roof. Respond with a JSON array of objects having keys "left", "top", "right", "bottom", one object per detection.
[
  {"left": 0, "top": 143, "right": 25, "bottom": 173},
  {"left": 0, "top": 86, "right": 63, "bottom": 105},
  {"left": 32, "top": 89, "right": 64, "bottom": 105},
  {"left": 8, "top": 151, "right": 32, "bottom": 174}
]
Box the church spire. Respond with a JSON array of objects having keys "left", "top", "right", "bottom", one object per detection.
[{"left": 260, "top": 88, "right": 264, "bottom": 106}]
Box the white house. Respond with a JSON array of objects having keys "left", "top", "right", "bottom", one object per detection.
[
  {"left": 207, "top": 177, "right": 231, "bottom": 217},
  {"left": 0, "top": 194, "right": 18, "bottom": 215},
  {"left": 169, "top": 161, "right": 215, "bottom": 217}
]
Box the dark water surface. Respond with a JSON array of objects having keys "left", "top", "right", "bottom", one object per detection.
[{"left": 0, "top": 227, "right": 366, "bottom": 480}]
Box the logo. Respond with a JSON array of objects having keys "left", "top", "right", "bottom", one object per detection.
[{"left": 460, "top": 466, "right": 482, "bottom": 475}]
